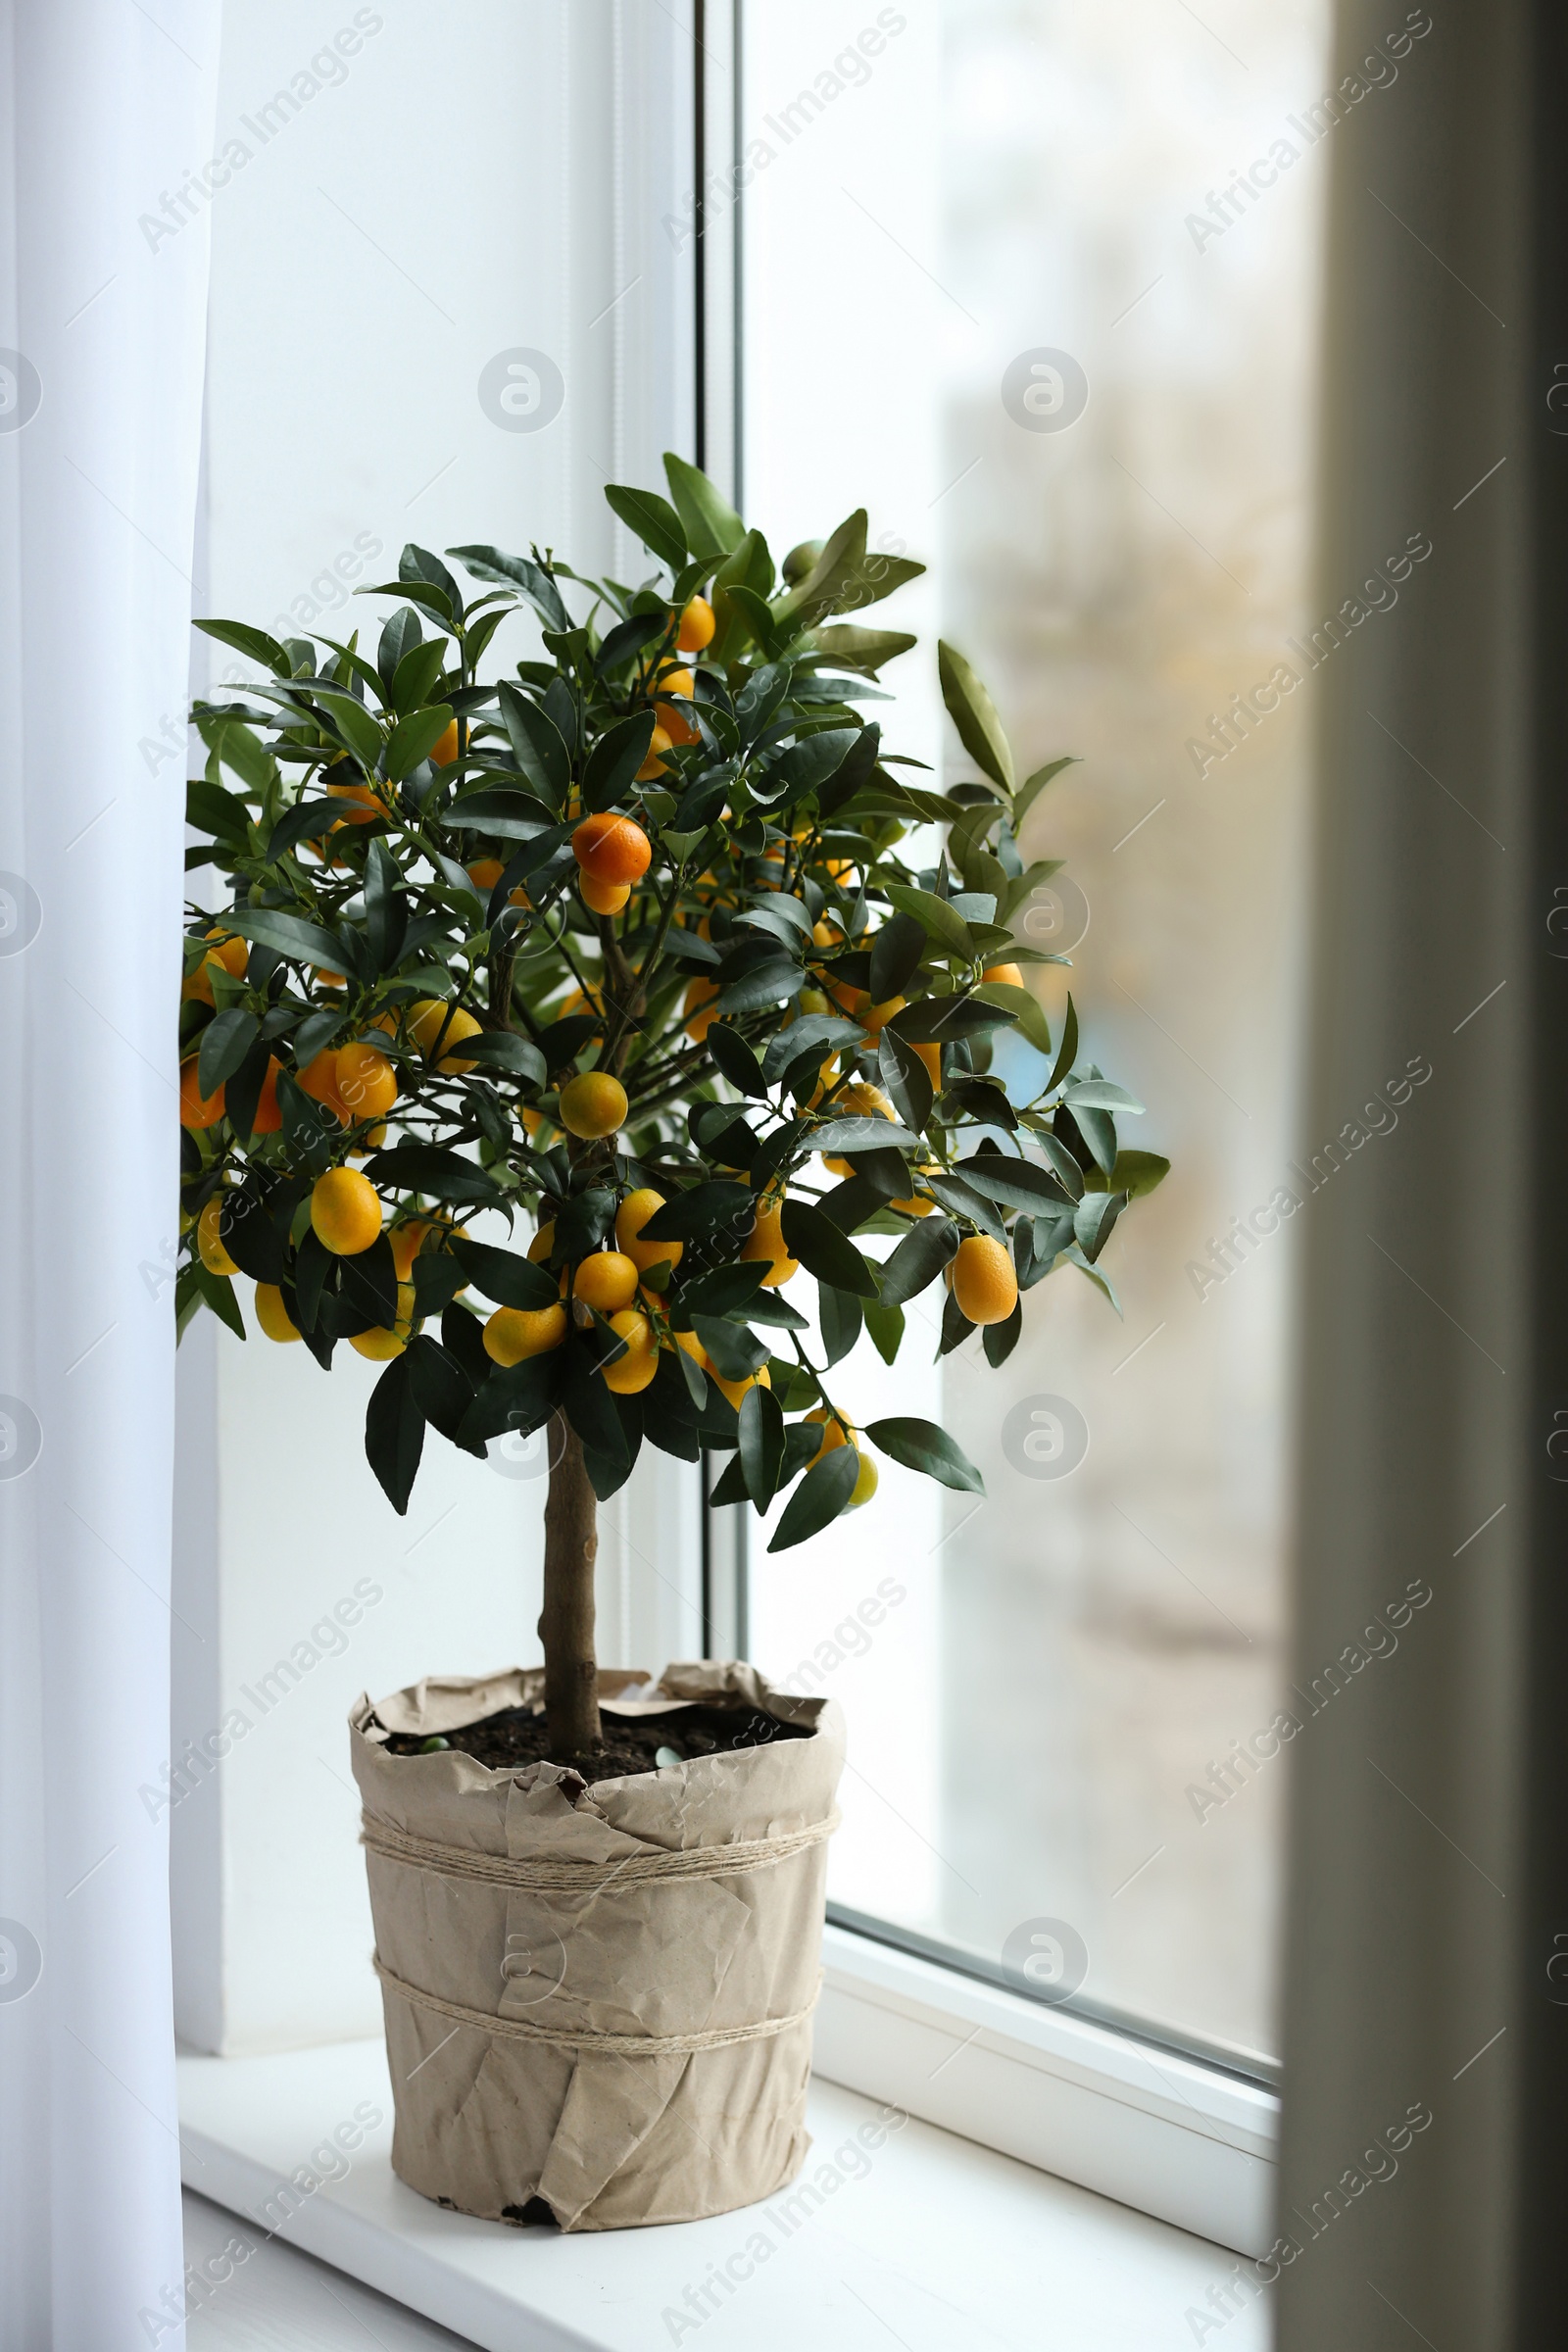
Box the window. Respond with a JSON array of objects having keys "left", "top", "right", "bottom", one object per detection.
[
  {"left": 733, "top": 0, "right": 1331, "bottom": 2074},
  {"left": 175, "top": 0, "right": 1303, "bottom": 2231}
]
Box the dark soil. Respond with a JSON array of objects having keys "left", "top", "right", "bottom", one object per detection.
[{"left": 383, "top": 1700, "right": 811, "bottom": 1788}]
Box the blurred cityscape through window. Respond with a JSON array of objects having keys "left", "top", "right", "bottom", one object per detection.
[{"left": 739, "top": 0, "right": 1331, "bottom": 2067}]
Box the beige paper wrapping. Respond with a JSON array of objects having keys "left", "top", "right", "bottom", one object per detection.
[{"left": 349, "top": 1663, "right": 845, "bottom": 2232}]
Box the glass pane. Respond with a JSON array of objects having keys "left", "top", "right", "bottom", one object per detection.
[{"left": 739, "top": 0, "right": 1329, "bottom": 2068}]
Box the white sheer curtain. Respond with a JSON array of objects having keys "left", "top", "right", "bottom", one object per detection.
[{"left": 0, "top": 4, "right": 219, "bottom": 2344}]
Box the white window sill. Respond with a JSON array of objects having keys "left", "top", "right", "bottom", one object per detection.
[
  {"left": 814, "top": 1922, "right": 1278, "bottom": 2255},
  {"left": 177, "top": 2027, "right": 1272, "bottom": 2351}
]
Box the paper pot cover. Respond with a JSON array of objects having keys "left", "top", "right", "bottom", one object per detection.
[{"left": 350, "top": 1663, "right": 845, "bottom": 2232}]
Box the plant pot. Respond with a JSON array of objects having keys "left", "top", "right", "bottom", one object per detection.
[{"left": 349, "top": 1662, "right": 845, "bottom": 2232}]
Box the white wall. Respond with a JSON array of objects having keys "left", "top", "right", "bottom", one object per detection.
[{"left": 172, "top": 0, "right": 705, "bottom": 2055}]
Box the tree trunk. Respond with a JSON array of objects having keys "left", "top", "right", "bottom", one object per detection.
[{"left": 540, "top": 1410, "right": 602, "bottom": 1756}]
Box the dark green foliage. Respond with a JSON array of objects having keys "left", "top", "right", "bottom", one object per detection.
[{"left": 176, "top": 466, "right": 1164, "bottom": 1532}]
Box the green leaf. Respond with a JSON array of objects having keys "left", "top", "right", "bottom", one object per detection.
[
  {"left": 195, "top": 1261, "right": 246, "bottom": 1341},
  {"left": 215, "top": 1179, "right": 288, "bottom": 1283},
  {"left": 761, "top": 1014, "right": 862, "bottom": 1083},
  {"left": 311, "top": 688, "right": 384, "bottom": 767},
  {"left": 982, "top": 1302, "right": 1023, "bottom": 1367},
  {"left": 679, "top": 1262, "right": 771, "bottom": 1317},
  {"left": 692, "top": 1316, "right": 770, "bottom": 1381},
  {"left": 390, "top": 638, "right": 448, "bottom": 714},
  {"left": 663, "top": 453, "right": 746, "bottom": 556},
  {"left": 186, "top": 778, "right": 251, "bottom": 841},
  {"left": 449, "top": 1239, "right": 559, "bottom": 1309},
  {"left": 1014, "top": 755, "right": 1079, "bottom": 830},
  {"left": 562, "top": 1346, "right": 630, "bottom": 1477},
  {"left": 780, "top": 1201, "right": 877, "bottom": 1298},
  {"left": 811, "top": 625, "right": 917, "bottom": 676},
  {"left": 748, "top": 1290, "right": 809, "bottom": 1330},
  {"left": 448, "top": 795, "right": 559, "bottom": 843},
  {"left": 953, "top": 1154, "right": 1072, "bottom": 1214},
  {"left": 809, "top": 1115, "right": 921, "bottom": 1155},
  {"left": 863, "top": 1297, "right": 906, "bottom": 1366},
  {"left": 357, "top": 577, "right": 454, "bottom": 627},
  {"left": 338, "top": 1235, "right": 399, "bottom": 1332},
  {"left": 868, "top": 911, "right": 926, "bottom": 1004},
  {"left": 639, "top": 1182, "right": 755, "bottom": 1244},
  {"left": 1074, "top": 1190, "right": 1126, "bottom": 1263},
  {"left": 717, "top": 584, "right": 779, "bottom": 657},
  {"left": 938, "top": 641, "right": 1014, "bottom": 795},
  {"left": 1046, "top": 995, "right": 1079, "bottom": 1095},
  {"left": 411, "top": 1253, "right": 468, "bottom": 1322},
  {"left": 291, "top": 1225, "right": 334, "bottom": 1331},
  {"left": 365, "top": 1353, "right": 424, "bottom": 1515},
  {"left": 224, "top": 908, "right": 349, "bottom": 970},
  {"left": 757, "top": 726, "right": 859, "bottom": 806},
  {"left": 878, "top": 1214, "right": 959, "bottom": 1307},
  {"left": 456, "top": 1351, "right": 560, "bottom": 1448},
  {"left": 457, "top": 1032, "right": 547, "bottom": 1085},
  {"left": 885, "top": 885, "right": 975, "bottom": 961},
  {"left": 865, "top": 1415, "right": 985, "bottom": 1494},
  {"left": 1067, "top": 1101, "right": 1118, "bottom": 1176},
  {"left": 448, "top": 545, "right": 571, "bottom": 634},
  {"left": 211, "top": 719, "right": 278, "bottom": 794},
  {"left": 766, "top": 1443, "right": 860, "bottom": 1552},
  {"left": 1086, "top": 1150, "right": 1170, "bottom": 1200},
  {"left": 264, "top": 799, "right": 342, "bottom": 859},
  {"left": 714, "top": 958, "right": 805, "bottom": 1018},
  {"left": 877, "top": 1029, "right": 934, "bottom": 1135},
  {"left": 197, "top": 1008, "right": 259, "bottom": 1099},
  {"left": 707, "top": 1024, "right": 767, "bottom": 1098},
  {"left": 193, "top": 617, "right": 289, "bottom": 674},
  {"left": 582, "top": 710, "right": 657, "bottom": 811},
  {"left": 401, "top": 543, "right": 463, "bottom": 619},
  {"left": 597, "top": 612, "right": 668, "bottom": 676},
  {"left": 836, "top": 553, "right": 925, "bottom": 612},
  {"left": 496, "top": 683, "right": 571, "bottom": 803},
  {"left": 606, "top": 484, "right": 688, "bottom": 571},
  {"left": 386, "top": 705, "right": 454, "bottom": 781},
  {"left": 362, "top": 838, "right": 407, "bottom": 972},
  {"left": 770, "top": 510, "right": 867, "bottom": 632},
  {"left": 1064, "top": 1078, "right": 1145, "bottom": 1114},
  {"left": 924, "top": 1170, "right": 1006, "bottom": 1243},
  {"left": 975, "top": 980, "right": 1053, "bottom": 1057},
  {"left": 406, "top": 1335, "right": 473, "bottom": 1444},
  {"left": 738, "top": 1382, "right": 788, "bottom": 1508},
  {"left": 819, "top": 1286, "right": 862, "bottom": 1368},
  {"left": 376, "top": 608, "right": 420, "bottom": 694},
  {"left": 740, "top": 892, "right": 814, "bottom": 944},
  {"left": 1026, "top": 1126, "right": 1086, "bottom": 1200},
  {"left": 1064, "top": 1240, "right": 1122, "bottom": 1314},
  {"left": 361, "top": 1145, "right": 501, "bottom": 1205}
]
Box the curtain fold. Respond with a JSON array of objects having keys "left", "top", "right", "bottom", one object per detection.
[
  {"left": 1280, "top": 1, "right": 1565, "bottom": 2344},
  {"left": 0, "top": 5, "right": 220, "bottom": 2345}
]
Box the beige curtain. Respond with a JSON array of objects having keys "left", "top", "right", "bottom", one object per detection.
[{"left": 1278, "top": 1, "right": 1558, "bottom": 2344}]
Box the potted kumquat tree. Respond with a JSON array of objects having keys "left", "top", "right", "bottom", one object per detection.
[{"left": 177, "top": 457, "right": 1164, "bottom": 2230}]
